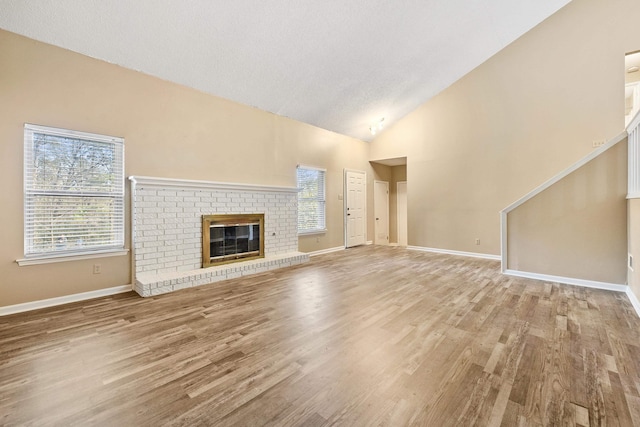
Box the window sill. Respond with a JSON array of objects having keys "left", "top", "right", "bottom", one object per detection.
[
  {"left": 16, "top": 249, "right": 129, "bottom": 266},
  {"left": 298, "top": 229, "right": 327, "bottom": 236}
]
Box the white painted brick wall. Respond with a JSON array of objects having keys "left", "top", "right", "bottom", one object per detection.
[{"left": 132, "top": 183, "right": 299, "bottom": 276}]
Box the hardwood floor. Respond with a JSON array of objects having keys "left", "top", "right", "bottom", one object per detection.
[{"left": 2, "top": 246, "right": 640, "bottom": 426}]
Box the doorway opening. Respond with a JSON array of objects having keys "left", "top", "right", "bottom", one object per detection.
[{"left": 370, "top": 157, "right": 407, "bottom": 246}]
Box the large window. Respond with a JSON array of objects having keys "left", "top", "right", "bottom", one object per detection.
[
  {"left": 297, "top": 165, "right": 326, "bottom": 234},
  {"left": 23, "top": 124, "right": 125, "bottom": 258}
]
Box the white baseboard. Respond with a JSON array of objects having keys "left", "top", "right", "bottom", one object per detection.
[
  {"left": 305, "top": 246, "right": 345, "bottom": 257},
  {"left": 366, "top": 240, "right": 373, "bottom": 245},
  {"left": 626, "top": 287, "right": 640, "bottom": 318},
  {"left": 0, "top": 284, "right": 133, "bottom": 316},
  {"left": 407, "top": 245, "right": 501, "bottom": 261},
  {"left": 503, "top": 269, "right": 627, "bottom": 293}
]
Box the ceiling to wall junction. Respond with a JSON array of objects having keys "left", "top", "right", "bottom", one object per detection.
[{"left": 0, "top": 0, "right": 571, "bottom": 142}]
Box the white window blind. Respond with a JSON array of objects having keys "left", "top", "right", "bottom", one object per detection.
[
  {"left": 23, "top": 124, "right": 125, "bottom": 257},
  {"left": 297, "top": 166, "right": 326, "bottom": 234}
]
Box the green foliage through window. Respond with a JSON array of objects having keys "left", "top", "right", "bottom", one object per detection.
[{"left": 24, "top": 125, "right": 124, "bottom": 256}]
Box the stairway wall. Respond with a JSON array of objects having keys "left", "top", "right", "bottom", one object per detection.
[{"left": 507, "top": 139, "right": 628, "bottom": 284}]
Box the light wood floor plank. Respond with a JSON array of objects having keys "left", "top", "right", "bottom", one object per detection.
[{"left": 1, "top": 245, "right": 640, "bottom": 426}]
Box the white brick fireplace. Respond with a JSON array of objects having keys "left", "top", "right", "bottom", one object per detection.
[{"left": 129, "top": 176, "right": 309, "bottom": 296}]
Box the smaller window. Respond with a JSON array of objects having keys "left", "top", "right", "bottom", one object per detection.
[{"left": 297, "top": 165, "right": 326, "bottom": 234}]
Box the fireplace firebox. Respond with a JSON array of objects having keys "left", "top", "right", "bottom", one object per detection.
[{"left": 202, "top": 214, "right": 265, "bottom": 267}]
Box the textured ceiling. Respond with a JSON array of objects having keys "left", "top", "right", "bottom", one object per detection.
[{"left": 0, "top": 0, "right": 571, "bottom": 141}]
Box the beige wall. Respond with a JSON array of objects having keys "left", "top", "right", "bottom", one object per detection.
[
  {"left": 4, "top": 0, "right": 639, "bottom": 308},
  {"left": 369, "top": 0, "right": 640, "bottom": 281},
  {"left": 507, "top": 140, "right": 627, "bottom": 284},
  {"left": 0, "top": 30, "right": 369, "bottom": 307}
]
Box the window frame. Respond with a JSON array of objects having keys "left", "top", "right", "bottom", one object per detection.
[
  {"left": 296, "top": 165, "right": 327, "bottom": 235},
  {"left": 19, "top": 124, "right": 126, "bottom": 265}
]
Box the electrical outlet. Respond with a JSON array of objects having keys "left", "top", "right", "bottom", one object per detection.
[
  {"left": 93, "top": 264, "right": 102, "bottom": 274},
  {"left": 592, "top": 140, "right": 605, "bottom": 148},
  {"left": 475, "top": 238, "right": 480, "bottom": 245}
]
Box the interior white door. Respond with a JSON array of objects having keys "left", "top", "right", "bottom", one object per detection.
[
  {"left": 374, "top": 181, "right": 389, "bottom": 245},
  {"left": 397, "top": 181, "right": 408, "bottom": 246},
  {"left": 345, "top": 170, "right": 366, "bottom": 248}
]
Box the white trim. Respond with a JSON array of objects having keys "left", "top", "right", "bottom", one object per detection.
[
  {"left": 366, "top": 240, "right": 373, "bottom": 245},
  {"left": 16, "top": 249, "right": 129, "bottom": 266},
  {"left": 501, "top": 211, "right": 508, "bottom": 271},
  {"left": 307, "top": 246, "right": 344, "bottom": 257},
  {"left": 25, "top": 123, "right": 124, "bottom": 144},
  {"left": 298, "top": 229, "right": 328, "bottom": 236},
  {"left": 0, "top": 284, "right": 133, "bottom": 316},
  {"left": 407, "top": 245, "right": 501, "bottom": 261},
  {"left": 503, "top": 269, "right": 627, "bottom": 292},
  {"left": 130, "top": 176, "right": 138, "bottom": 287},
  {"left": 625, "top": 287, "right": 640, "bottom": 319},
  {"left": 627, "top": 106, "right": 640, "bottom": 134},
  {"left": 24, "top": 124, "right": 126, "bottom": 260},
  {"left": 296, "top": 164, "right": 326, "bottom": 172},
  {"left": 128, "top": 175, "right": 298, "bottom": 194},
  {"left": 629, "top": 118, "right": 640, "bottom": 198}
]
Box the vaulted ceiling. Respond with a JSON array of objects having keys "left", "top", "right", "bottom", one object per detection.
[{"left": 0, "top": 0, "right": 571, "bottom": 141}]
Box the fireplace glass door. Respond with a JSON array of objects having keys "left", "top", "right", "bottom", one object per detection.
[
  {"left": 202, "top": 214, "right": 264, "bottom": 267},
  {"left": 210, "top": 223, "right": 261, "bottom": 259}
]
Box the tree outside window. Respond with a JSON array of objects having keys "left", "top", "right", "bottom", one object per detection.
[{"left": 24, "top": 125, "right": 124, "bottom": 256}]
